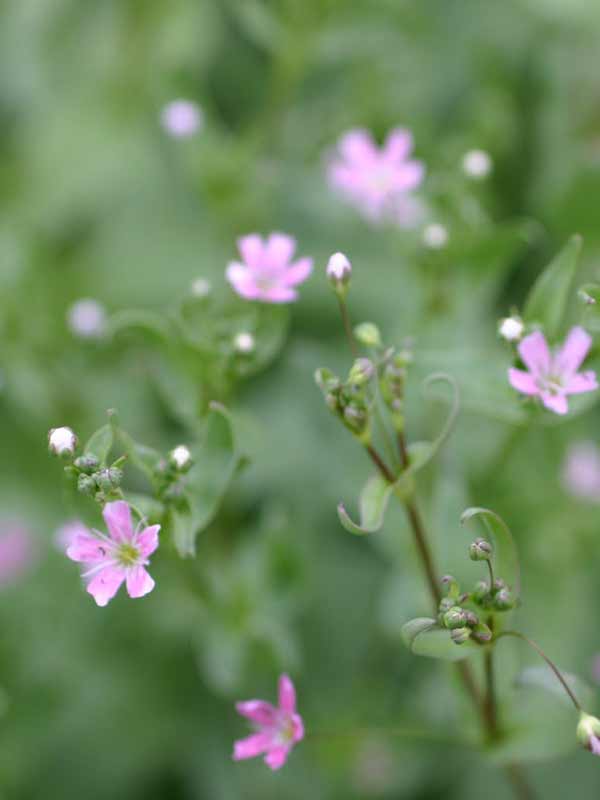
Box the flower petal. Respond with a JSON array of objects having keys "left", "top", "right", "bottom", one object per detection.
[
  {"left": 260, "top": 285, "right": 298, "bottom": 303},
  {"left": 284, "top": 258, "right": 313, "bottom": 287},
  {"left": 264, "top": 746, "right": 290, "bottom": 770},
  {"left": 518, "top": 331, "right": 551, "bottom": 377},
  {"left": 102, "top": 501, "right": 134, "bottom": 543},
  {"left": 237, "top": 234, "right": 265, "bottom": 269},
  {"left": 291, "top": 712, "right": 305, "bottom": 743},
  {"left": 554, "top": 326, "right": 592, "bottom": 375},
  {"left": 233, "top": 733, "right": 272, "bottom": 761},
  {"left": 383, "top": 127, "right": 413, "bottom": 162},
  {"left": 125, "top": 566, "right": 155, "bottom": 599},
  {"left": 508, "top": 368, "right": 540, "bottom": 396},
  {"left": 278, "top": 674, "right": 297, "bottom": 714},
  {"left": 390, "top": 160, "right": 425, "bottom": 192},
  {"left": 541, "top": 393, "right": 569, "bottom": 415},
  {"left": 136, "top": 525, "right": 160, "bottom": 558},
  {"left": 86, "top": 566, "right": 125, "bottom": 607},
  {"left": 66, "top": 532, "right": 112, "bottom": 563},
  {"left": 564, "top": 371, "right": 598, "bottom": 395},
  {"left": 235, "top": 700, "right": 278, "bottom": 726},
  {"left": 226, "top": 263, "right": 262, "bottom": 300},
  {"left": 338, "top": 129, "right": 377, "bottom": 165},
  {"left": 265, "top": 233, "right": 296, "bottom": 270}
]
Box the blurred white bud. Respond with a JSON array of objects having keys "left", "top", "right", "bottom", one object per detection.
[
  {"left": 67, "top": 299, "right": 107, "bottom": 339},
  {"left": 462, "top": 149, "right": 492, "bottom": 179},
  {"left": 498, "top": 316, "right": 524, "bottom": 342},
  {"left": 161, "top": 100, "right": 203, "bottom": 139},
  {"left": 326, "top": 252, "right": 352, "bottom": 289},
  {"left": 190, "top": 277, "right": 211, "bottom": 298},
  {"left": 422, "top": 223, "right": 449, "bottom": 250},
  {"left": 233, "top": 332, "right": 255, "bottom": 354},
  {"left": 48, "top": 427, "right": 77, "bottom": 457},
  {"left": 169, "top": 445, "right": 192, "bottom": 471}
]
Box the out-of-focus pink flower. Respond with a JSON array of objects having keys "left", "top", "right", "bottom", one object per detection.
[
  {"left": 66, "top": 501, "right": 159, "bottom": 607},
  {"left": 161, "top": 99, "right": 202, "bottom": 138},
  {"left": 54, "top": 520, "right": 89, "bottom": 552},
  {"left": 233, "top": 674, "right": 304, "bottom": 770},
  {"left": 0, "top": 523, "right": 35, "bottom": 586},
  {"left": 226, "top": 234, "right": 313, "bottom": 303},
  {"left": 591, "top": 654, "right": 600, "bottom": 685},
  {"left": 508, "top": 327, "right": 598, "bottom": 415},
  {"left": 562, "top": 442, "right": 600, "bottom": 502},
  {"left": 327, "top": 128, "right": 425, "bottom": 225}
]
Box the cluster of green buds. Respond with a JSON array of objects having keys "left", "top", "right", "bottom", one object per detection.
[
  {"left": 314, "top": 363, "right": 373, "bottom": 443},
  {"left": 153, "top": 444, "right": 193, "bottom": 509},
  {"left": 69, "top": 454, "right": 125, "bottom": 503},
  {"left": 379, "top": 348, "right": 413, "bottom": 433}
]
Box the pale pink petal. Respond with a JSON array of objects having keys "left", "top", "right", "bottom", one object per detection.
[
  {"left": 564, "top": 371, "right": 598, "bottom": 395},
  {"left": 390, "top": 160, "right": 425, "bottom": 192},
  {"left": 264, "top": 746, "right": 290, "bottom": 770},
  {"left": 284, "top": 258, "right": 313, "bottom": 287},
  {"left": 235, "top": 700, "right": 278, "bottom": 726},
  {"left": 233, "top": 733, "right": 272, "bottom": 761},
  {"left": 554, "top": 326, "right": 593, "bottom": 375},
  {"left": 383, "top": 128, "right": 413, "bottom": 162},
  {"left": 87, "top": 566, "right": 125, "bottom": 606},
  {"left": 278, "top": 674, "right": 296, "bottom": 714},
  {"left": 261, "top": 285, "right": 298, "bottom": 303},
  {"left": 591, "top": 735, "right": 600, "bottom": 755},
  {"left": 541, "top": 393, "right": 568, "bottom": 415},
  {"left": 66, "top": 532, "right": 112, "bottom": 563},
  {"left": 518, "top": 331, "right": 551, "bottom": 377},
  {"left": 125, "top": 566, "right": 155, "bottom": 599},
  {"left": 291, "top": 713, "right": 305, "bottom": 743},
  {"left": 508, "top": 368, "right": 540, "bottom": 396},
  {"left": 338, "top": 129, "right": 377, "bottom": 165},
  {"left": 226, "top": 264, "right": 263, "bottom": 300},
  {"left": 237, "top": 235, "right": 265, "bottom": 268},
  {"left": 265, "top": 233, "right": 296, "bottom": 270},
  {"left": 102, "top": 501, "right": 134, "bottom": 543},
  {"left": 136, "top": 525, "right": 160, "bottom": 557}
]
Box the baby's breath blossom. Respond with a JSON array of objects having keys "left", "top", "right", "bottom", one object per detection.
[
  {"left": 66, "top": 501, "right": 159, "bottom": 607},
  {"left": 233, "top": 332, "right": 255, "bottom": 354},
  {"left": 161, "top": 99, "right": 202, "bottom": 138},
  {"left": 462, "top": 149, "right": 492, "bottom": 179},
  {"left": 0, "top": 523, "right": 35, "bottom": 586},
  {"left": 234, "top": 674, "right": 304, "bottom": 770},
  {"left": 562, "top": 441, "right": 600, "bottom": 502},
  {"left": 327, "top": 128, "right": 425, "bottom": 225},
  {"left": 48, "top": 426, "right": 77, "bottom": 456},
  {"left": 190, "top": 277, "right": 211, "bottom": 298},
  {"left": 499, "top": 316, "right": 524, "bottom": 342},
  {"left": 226, "top": 233, "right": 312, "bottom": 303},
  {"left": 422, "top": 223, "right": 449, "bottom": 250},
  {"left": 169, "top": 444, "right": 192, "bottom": 471},
  {"left": 508, "top": 327, "right": 598, "bottom": 415},
  {"left": 67, "top": 299, "right": 107, "bottom": 339}
]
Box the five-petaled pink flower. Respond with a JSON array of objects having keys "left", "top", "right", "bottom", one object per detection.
[
  {"left": 233, "top": 674, "right": 304, "bottom": 770},
  {"left": 66, "top": 501, "right": 159, "bottom": 607},
  {"left": 226, "top": 233, "right": 313, "bottom": 303},
  {"left": 327, "top": 128, "right": 425, "bottom": 224},
  {"left": 508, "top": 326, "right": 597, "bottom": 415}
]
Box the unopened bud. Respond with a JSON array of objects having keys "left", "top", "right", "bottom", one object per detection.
[
  {"left": 422, "top": 223, "right": 449, "bottom": 250},
  {"left": 315, "top": 367, "right": 341, "bottom": 394},
  {"left": 48, "top": 427, "right": 77, "bottom": 457},
  {"left": 451, "top": 627, "right": 472, "bottom": 645},
  {"left": 498, "top": 316, "right": 524, "bottom": 342},
  {"left": 190, "top": 277, "right": 211, "bottom": 298},
  {"left": 343, "top": 405, "right": 368, "bottom": 433},
  {"left": 77, "top": 474, "right": 96, "bottom": 496},
  {"left": 577, "top": 712, "right": 600, "bottom": 755},
  {"left": 74, "top": 455, "right": 100, "bottom": 474},
  {"left": 473, "top": 580, "right": 491, "bottom": 605},
  {"left": 326, "top": 252, "right": 352, "bottom": 291},
  {"left": 354, "top": 322, "right": 381, "bottom": 348},
  {"left": 493, "top": 588, "right": 514, "bottom": 611},
  {"left": 471, "top": 623, "right": 493, "bottom": 643},
  {"left": 169, "top": 445, "right": 192, "bottom": 472},
  {"left": 233, "top": 332, "right": 255, "bottom": 354},
  {"left": 441, "top": 574, "right": 460, "bottom": 597},
  {"left": 493, "top": 578, "right": 506, "bottom": 592},
  {"left": 462, "top": 149, "right": 492, "bottom": 179},
  {"left": 95, "top": 468, "right": 122, "bottom": 493},
  {"left": 464, "top": 611, "right": 479, "bottom": 628},
  {"left": 444, "top": 606, "right": 468, "bottom": 630},
  {"left": 348, "top": 358, "right": 374, "bottom": 387},
  {"left": 469, "top": 538, "right": 492, "bottom": 561}
]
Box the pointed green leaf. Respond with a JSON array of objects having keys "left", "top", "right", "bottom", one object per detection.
[
  {"left": 523, "top": 234, "right": 582, "bottom": 338},
  {"left": 116, "top": 429, "right": 160, "bottom": 481},
  {"left": 460, "top": 507, "right": 520, "bottom": 598},
  {"left": 84, "top": 424, "right": 113, "bottom": 466}
]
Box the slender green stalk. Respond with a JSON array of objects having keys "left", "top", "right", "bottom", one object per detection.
[{"left": 337, "top": 294, "right": 358, "bottom": 358}]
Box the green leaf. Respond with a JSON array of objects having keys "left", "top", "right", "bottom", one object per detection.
[
  {"left": 515, "top": 665, "right": 593, "bottom": 710},
  {"left": 401, "top": 618, "right": 479, "bottom": 662},
  {"left": 108, "top": 309, "right": 171, "bottom": 343},
  {"left": 84, "top": 424, "right": 113, "bottom": 466},
  {"left": 460, "top": 507, "right": 520, "bottom": 598},
  {"left": 523, "top": 234, "right": 582, "bottom": 339},
  {"left": 337, "top": 474, "right": 391, "bottom": 535},
  {"left": 116, "top": 429, "right": 160, "bottom": 481}
]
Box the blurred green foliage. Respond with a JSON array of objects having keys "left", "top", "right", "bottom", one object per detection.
[{"left": 3, "top": 1, "right": 600, "bottom": 798}]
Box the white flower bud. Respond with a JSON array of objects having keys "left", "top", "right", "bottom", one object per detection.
[
  {"left": 48, "top": 426, "right": 77, "bottom": 457},
  {"left": 161, "top": 100, "right": 203, "bottom": 139},
  {"left": 169, "top": 445, "right": 192, "bottom": 471},
  {"left": 462, "top": 149, "right": 492, "bottom": 179},
  {"left": 422, "top": 223, "right": 449, "bottom": 250},
  {"left": 326, "top": 252, "right": 352, "bottom": 289},
  {"left": 498, "top": 316, "right": 524, "bottom": 342},
  {"left": 233, "top": 332, "right": 255, "bottom": 354},
  {"left": 191, "top": 277, "right": 211, "bottom": 298},
  {"left": 67, "top": 299, "right": 107, "bottom": 339}
]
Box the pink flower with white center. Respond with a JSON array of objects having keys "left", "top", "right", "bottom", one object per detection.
[
  {"left": 226, "top": 234, "right": 313, "bottom": 303},
  {"left": 66, "top": 501, "right": 159, "bottom": 607},
  {"left": 562, "top": 441, "right": 600, "bottom": 502},
  {"left": 233, "top": 674, "right": 304, "bottom": 770},
  {"left": 508, "top": 326, "right": 598, "bottom": 415},
  {"left": 0, "top": 523, "right": 36, "bottom": 586},
  {"left": 327, "top": 128, "right": 425, "bottom": 224}
]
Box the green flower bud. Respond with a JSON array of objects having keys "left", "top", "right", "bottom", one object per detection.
[
  {"left": 493, "top": 588, "right": 514, "bottom": 611},
  {"left": 493, "top": 578, "right": 506, "bottom": 592},
  {"left": 464, "top": 610, "right": 479, "bottom": 628},
  {"left": 77, "top": 474, "right": 96, "bottom": 497},
  {"left": 440, "top": 574, "right": 460, "bottom": 597},
  {"left": 354, "top": 322, "right": 381, "bottom": 348},
  {"left": 469, "top": 538, "right": 492, "bottom": 561},
  {"left": 348, "top": 358, "right": 374, "bottom": 387},
  {"left": 471, "top": 623, "right": 493, "bottom": 643},
  {"left": 577, "top": 712, "right": 600, "bottom": 752},
  {"left": 450, "top": 627, "right": 472, "bottom": 645},
  {"left": 74, "top": 455, "right": 100, "bottom": 474},
  {"left": 444, "top": 606, "right": 468, "bottom": 630},
  {"left": 94, "top": 468, "right": 122, "bottom": 493},
  {"left": 472, "top": 580, "right": 492, "bottom": 607},
  {"left": 315, "top": 367, "right": 341, "bottom": 394}
]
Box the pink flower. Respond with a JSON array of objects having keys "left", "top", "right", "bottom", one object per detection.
[
  {"left": 66, "top": 501, "right": 159, "bottom": 607},
  {"left": 327, "top": 128, "right": 425, "bottom": 224},
  {"left": 562, "top": 442, "right": 600, "bottom": 502},
  {"left": 508, "top": 326, "right": 598, "bottom": 415},
  {"left": 0, "top": 523, "right": 35, "bottom": 586},
  {"left": 233, "top": 674, "right": 304, "bottom": 770},
  {"left": 161, "top": 99, "right": 203, "bottom": 138},
  {"left": 226, "top": 234, "right": 313, "bottom": 303}
]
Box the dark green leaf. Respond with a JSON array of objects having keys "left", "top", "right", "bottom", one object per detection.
[{"left": 84, "top": 424, "right": 113, "bottom": 466}]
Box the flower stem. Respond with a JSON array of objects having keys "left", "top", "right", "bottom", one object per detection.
[
  {"left": 337, "top": 294, "right": 358, "bottom": 357},
  {"left": 496, "top": 631, "right": 581, "bottom": 712}
]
